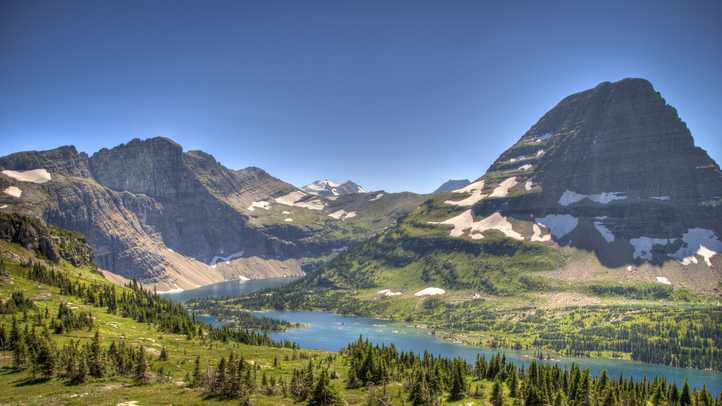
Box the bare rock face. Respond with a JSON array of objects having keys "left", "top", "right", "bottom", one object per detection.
[
  {"left": 1, "top": 137, "right": 404, "bottom": 288},
  {"left": 0, "top": 212, "right": 94, "bottom": 266},
  {"left": 442, "top": 78, "right": 722, "bottom": 267},
  {"left": 434, "top": 179, "right": 471, "bottom": 194}
]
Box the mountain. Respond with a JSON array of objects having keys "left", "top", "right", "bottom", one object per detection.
[
  {"left": 433, "top": 179, "right": 471, "bottom": 194},
  {"left": 0, "top": 138, "right": 424, "bottom": 290},
  {"left": 255, "top": 78, "right": 722, "bottom": 301},
  {"left": 302, "top": 179, "right": 367, "bottom": 197}
]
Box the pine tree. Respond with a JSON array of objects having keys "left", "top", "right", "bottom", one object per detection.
[
  {"left": 12, "top": 334, "right": 28, "bottom": 369},
  {"left": 448, "top": 362, "right": 467, "bottom": 401},
  {"left": 680, "top": 380, "right": 692, "bottom": 406},
  {"left": 35, "top": 337, "right": 56, "bottom": 379},
  {"left": 525, "top": 386, "right": 545, "bottom": 406},
  {"left": 508, "top": 368, "right": 519, "bottom": 398},
  {"left": 192, "top": 355, "right": 202, "bottom": 388},
  {"left": 134, "top": 347, "right": 151, "bottom": 385},
  {"left": 651, "top": 384, "right": 666, "bottom": 406},
  {"left": 492, "top": 380, "right": 505, "bottom": 406},
  {"left": 408, "top": 369, "right": 430, "bottom": 406},
  {"left": 88, "top": 330, "right": 104, "bottom": 378},
  {"left": 308, "top": 369, "right": 342, "bottom": 406}
]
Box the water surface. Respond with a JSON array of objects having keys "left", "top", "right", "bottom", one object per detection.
[{"left": 164, "top": 278, "right": 722, "bottom": 395}]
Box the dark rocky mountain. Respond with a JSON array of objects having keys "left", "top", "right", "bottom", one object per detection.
[
  {"left": 433, "top": 179, "right": 470, "bottom": 194},
  {"left": 457, "top": 78, "right": 722, "bottom": 268},
  {"left": 296, "top": 78, "right": 722, "bottom": 296},
  {"left": 0, "top": 138, "right": 423, "bottom": 290}
]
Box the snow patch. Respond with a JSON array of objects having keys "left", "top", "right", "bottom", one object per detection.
[
  {"left": 444, "top": 189, "right": 486, "bottom": 206},
  {"left": 282, "top": 210, "right": 290, "bottom": 215},
  {"left": 524, "top": 180, "right": 534, "bottom": 191},
  {"left": 680, "top": 255, "right": 698, "bottom": 266},
  {"left": 559, "top": 190, "right": 626, "bottom": 206},
  {"left": 531, "top": 224, "right": 551, "bottom": 242},
  {"left": 670, "top": 228, "right": 722, "bottom": 267},
  {"left": 3, "top": 186, "right": 22, "bottom": 198},
  {"left": 593, "top": 221, "right": 615, "bottom": 243},
  {"left": 535, "top": 214, "right": 578, "bottom": 238},
  {"left": 328, "top": 210, "right": 357, "bottom": 220},
  {"left": 0, "top": 204, "right": 7, "bottom": 209},
  {"left": 369, "top": 193, "right": 384, "bottom": 202},
  {"left": 210, "top": 250, "right": 245, "bottom": 266},
  {"left": 655, "top": 276, "right": 671, "bottom": 285},
  {"left": 377, "top": 289, "right": 402, "bottom": 297},
  {"left": 414, "top": 287, "right": 446, "bottom": 297},
  {"left": 534, "top": 133, "right": 553, "bottom": 143},
  {"left": 650, "top": 196, "right": 671, "bottom": 201},
  {"left": 157, "top": 287, "right": 184, "bottom": 294},
  {"left": 284, "top": 218, "right": 293, "bottom": 222},
  {"left": 2, "top": 169, "right": 51, "bottom": 184},
  {"left": 328, "top": 210, "right": 346, "bottom": 220},
  {"left": 275, "top": 191, "right": 307, "bottom": 205},
  {"left": 430, "top": 210, "right": 523, "bottom": 241},
  {"left": 517, "top": 164, "right": 533, "bottom": 171},
  {"left": 536, "top": 149, "right": 545, "bottom": 157},
  {"left": 630, "top": 237, "right": 672, "bottom": 261},
  {"left": 489, "top": 177, "right": 517, "bottom": 198},
  {"left": 453, "top": 180, "right": 484, "bottom": 194},
  {"left": 275, "top": 191, "right": 325, "bottom": 210},
  {"left": 247, "top": 201, "right": 271, "bottom": 211}
]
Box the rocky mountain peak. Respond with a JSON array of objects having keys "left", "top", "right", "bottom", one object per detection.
[
  {"left": 434, "top": 78, "right": 722, "bottom": 268},
  {"left": 0, "top": 145, "right": 91, "bottom": 178},
  {"left": 89, "top": 136, "right": 190, "bottom": 198}
]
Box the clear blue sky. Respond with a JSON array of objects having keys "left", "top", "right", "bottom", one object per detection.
[{"left": 1, "top": 0, "right": 720, "bottom": 193}]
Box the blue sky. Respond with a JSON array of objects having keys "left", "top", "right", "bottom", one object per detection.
[{"left": 1, "top": 0, "right": 720, "bottom": 193}]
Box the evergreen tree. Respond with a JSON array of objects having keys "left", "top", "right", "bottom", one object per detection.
[
  {"left": 308, "top": 369, "right": 342, "bottom": 406},
  {"left": 525, "top": 386, "right": 545, "bottom": 406},
  {"left": 88, "top": 330, "right": 104, "bottom": 378},
  {"left": 192, "top": 355, "right": 202, "bottom": 388},
  {"left": 408, "top": 370, "right": 434, "bottom": 406},
  {"left": 448, "top": 361, "right": 467, "bottom": 401},
  {"left": 680, "top": 380, "right": 692, "bottom": 406},
  {"left": 492, "top": 380, "right": 505, "bottom": 406},
  {"left": 35, "top": 337, "right": 55, "bottom": 379},
  {"left": 12, "top": 334, "right": 28, "bottom": 369},
  {"left": 134, "top": 347, "right": 151, "bottom": 385}
]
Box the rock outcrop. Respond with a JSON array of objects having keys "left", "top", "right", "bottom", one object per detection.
[
  {"left": 433, "top": 179, "right": 471, "bottom": 194},
  {"left": 0, "top": 212, "right": 94, "bottom": 266}
]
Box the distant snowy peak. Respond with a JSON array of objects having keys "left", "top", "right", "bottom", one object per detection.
[{"left": 302, "top": 179, "right": 367, "bottom": 197}]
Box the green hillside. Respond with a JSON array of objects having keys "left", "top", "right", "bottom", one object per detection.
[{"left": 205, "top": 200, "right": 722, "bottom": 371}]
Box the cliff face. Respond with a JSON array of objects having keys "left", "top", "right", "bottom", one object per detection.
[
  {"left": 430, "top": 78, "right": 722, "bottom": 268},
  {"left": 0, "top": 212, "right": 94, "bottom": 267},
  {"left": 0, "top": 137, "right": 424, "bottom": 289}
]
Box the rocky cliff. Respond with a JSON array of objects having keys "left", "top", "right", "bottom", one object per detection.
[
  {"left": 303, "top": 78, "right": 722, "bottom": 296},
  {"left": 0, "top": 138, "right": 424, "bottom": 289}
]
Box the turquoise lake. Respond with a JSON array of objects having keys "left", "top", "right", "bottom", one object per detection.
[{"left": 165, "top": 278, "right": 722, "bottom": 395}]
